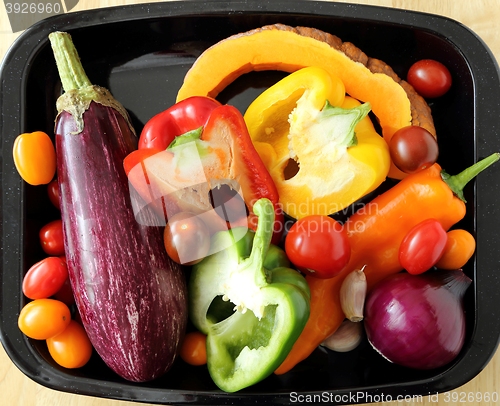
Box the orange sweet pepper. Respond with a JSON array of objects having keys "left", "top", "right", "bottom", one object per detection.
[{"left": 275, "top": 152, "right": 499, "bottom": 374}]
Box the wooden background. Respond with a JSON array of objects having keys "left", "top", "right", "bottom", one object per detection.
[{"left": 1, "top": 0, "right": 499, "bottom": 405}]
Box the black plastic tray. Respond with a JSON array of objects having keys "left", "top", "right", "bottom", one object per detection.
[{"left": 2, "top": 1, "right": 500, "bottom": 405}]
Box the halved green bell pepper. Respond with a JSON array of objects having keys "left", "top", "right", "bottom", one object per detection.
[{"left": 189, "top": 198, "right": 310, "bottom": 392}]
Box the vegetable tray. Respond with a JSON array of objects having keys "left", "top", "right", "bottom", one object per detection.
[{"left": 1, "top": 0, "right": 500, "bottom": 404}]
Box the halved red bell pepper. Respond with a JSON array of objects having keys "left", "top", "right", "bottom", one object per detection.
[{"left": 124, "top": 97, "right": 283, "bottom": 243}]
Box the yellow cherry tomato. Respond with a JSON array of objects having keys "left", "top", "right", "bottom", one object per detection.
[
  {"left": 13, "top": 131, "right": 56, "bottom": 185},
  {"left": 436, "top": 229, "right": 476, "bottom": 270},
  {"left": 18, "top": 298, "right": 71, "bottom": 340},
  {"left": 47, "top": 320, "right": 93, "bottom": 368}
]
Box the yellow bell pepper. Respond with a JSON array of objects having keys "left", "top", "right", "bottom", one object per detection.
[{"left": 244, "top": 66, "right": 390, "bottom": 219}]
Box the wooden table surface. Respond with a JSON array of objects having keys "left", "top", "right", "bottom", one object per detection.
[{"left": 1, "top": 0, "right": 500, "bottom": 405}]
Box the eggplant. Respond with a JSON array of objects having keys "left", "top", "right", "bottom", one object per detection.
[{"left": 49, "top": 32, "right": 188, "bottom": 382}]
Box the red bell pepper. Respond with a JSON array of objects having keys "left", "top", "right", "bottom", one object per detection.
[
  {"left": 124, "top": 97, "right": 283, "bottom": 243},
  {"left": 139, "top": 96, "right": 222, "bottom": 150}
]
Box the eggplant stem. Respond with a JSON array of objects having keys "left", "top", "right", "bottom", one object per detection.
[{"left": 49, "top": 31, "right": 92, "bottom": 92}]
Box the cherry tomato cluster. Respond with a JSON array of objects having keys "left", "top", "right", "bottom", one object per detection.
[
  {"left": 391, "top": 59, "right": 476, "bottom": 274},
  {"left": 18, "top": 179, "right": 93, "bottom": 369},
  {"left": 398, "top": 219, "right": 476, "bottom": 275},
  {"left": 388, "top": 59, "right": 453, "bottom": 175}
]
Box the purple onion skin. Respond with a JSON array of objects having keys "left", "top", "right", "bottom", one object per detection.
[
  {"left": 55, "top": 102, "right": 188, "bottom": 382},
  {"left": 364, "top": 270, "right": 471, "bottom": 370}
]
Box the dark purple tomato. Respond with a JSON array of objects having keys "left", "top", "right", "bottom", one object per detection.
[
  {"left": 163, "top": 212, "right": 210, "bottom": 265},
  {"left": 389, "top": 126, "right": 439, "bottom": 174}
]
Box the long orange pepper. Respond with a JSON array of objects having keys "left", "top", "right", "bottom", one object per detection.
[{"left": 275, "top": 153, "right": 499, "bottom": 375}]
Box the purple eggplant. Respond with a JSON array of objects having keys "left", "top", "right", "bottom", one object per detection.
[{"left": 49, "top": 31, "right": 188, "bottom": 382}]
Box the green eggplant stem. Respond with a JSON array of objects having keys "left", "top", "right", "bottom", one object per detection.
[
  {"left": 49, "top": 31, "right": 92, "bottom": 92},
  {"left": 441, "top": 152, "right": 500, "bottom": 202},
  {"left": 48, "top": 31, "right": 135, "bottom": 135}
]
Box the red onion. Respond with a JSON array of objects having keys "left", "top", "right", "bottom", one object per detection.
[{"left": 364, "top": 270, "right": 471, "bottom": 369}]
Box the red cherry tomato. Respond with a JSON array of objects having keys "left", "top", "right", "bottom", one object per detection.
[
  {"left": 407, "top": 59, "right": 452, "bottom": 98},
  {"left": 285, "top": 215, "right": 350, "bottom": 279},
  {"left": 164, "top": 212, "right": 210, "bottom": 265},
  {"left": 47, "top": 179, "right": 60, "bottom": 209},
  {"left": 46, "top": 320, "right": 93, "bottom": 368},
  {"left": 22, "top": 257, "right": 68, "bottom": 300},
  {"left": 389, "top": 126, "right": 439, "bottom": 174},
  {"left": 399, "top": 218, "right": 448, "bottom": 275},
  {"left": 39, "top": 219, "right": 65, "bottom": 256}
]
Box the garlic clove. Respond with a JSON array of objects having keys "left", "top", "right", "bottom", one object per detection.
[
  {"left": 339, "top": 266, "right": 367, "bottom": 322},
  {"left": 321, "top": 319, "right": 363, "bottom": 352}
]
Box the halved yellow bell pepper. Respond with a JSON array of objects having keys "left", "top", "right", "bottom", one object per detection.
[{"left": 244, "top": 66, "right": 390, "bottom": 219}]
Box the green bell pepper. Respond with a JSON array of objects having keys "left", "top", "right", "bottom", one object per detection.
[
  {"left": 189, "top": 198, "right": 310, "bottom": 392},
  {"left": 234, "top": 227, "right": 291, "bottom": 271}
]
